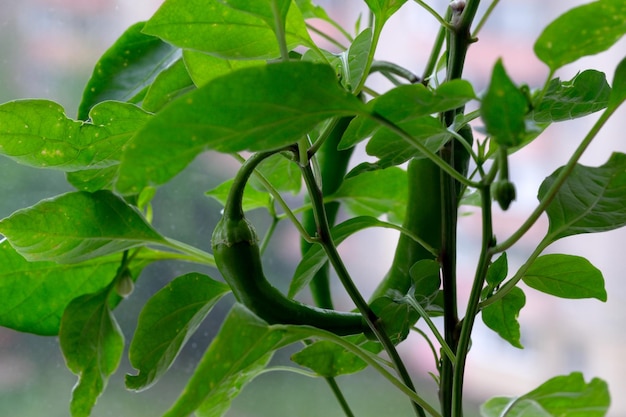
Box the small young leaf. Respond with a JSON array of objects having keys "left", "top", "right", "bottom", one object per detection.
[
  {"left": 0, "top": 100, "right": 150, "bottom": 171},
  {"left": 162, "top": 304, "right": 304, "bottom": 417},
  {"left": 534, "top": 0, "right": 626, "bottom": 72},
  {"left": 0, "top": 241, "right": 121, "bottom": 335},
  {"left": 126, "top": 273, "right": 230, "bottom": 391},
  {"left": 183, "top": 50, "right": 265, "bottom": 87},
  {"left": 78, "top": 21, "right": 179, "bottom": 119},
  {"left": 291, "top": 340, "right": 368, "bottom": 377},
  {"left": 0, "top": 190, "right": 167, "bottom": 263},
  {"left": 290, "top": 216, "right": 395, "bottom": 297},
  {"left": 59, "top": 290, "right": 124, "bottom": 417},
  {"left": 365, "top": 0, "right": 408, "bottom": 24},
  {"left": 481, "top": 59, "right": 528, "bottom": 147},
  {"left": 410, "top": 259, "right": 441, "bottom": 302},
  {"left": 532, "top": 70, "right": 611, "bottom": 123},
  {"left": 116, "top": 62, "right": 367, "bottom": 194},
  {"left": 370, "top": 295, "right": 420, "bottom": 343},
  {"left": 248, "top": 152, "right": 302, "bottom": 194},
  {"left": 480, "top": 372, "right": 610, "bottom": 417},
  {"left": 143, "top": 0, "right": 312, "bottom": 60},
  {"left": 340, "top": 80, "right": 476, "bottom": 150},
  {"left": 522, "top": 254, "right": 607, "bottom": 301},
  {"left": 329, "top": 166, "right": 407, "bottom": 222},
  {"left": 142, "top": 58, "right": 195, "bottom": 113},
  {"left": 206, "top": 179, "right": 272, "bottom": 212},
  {"left": 337, "top": 28, "right": 372, "bottom": 92},
  {"left": 66, "top": 166, "right": 119, "bottom": 192},
  {"left": 540, "top": 152, "right": 626, "bottom": 241},
  {"left": 608, "top": 56, "right": 626, "bottom": 111},
  {"left": 481, "top": 287, "right": 525, "bottom": 349}
]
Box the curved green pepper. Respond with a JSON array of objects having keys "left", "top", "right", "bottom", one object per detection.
[{"left": 212, "top": 151, "right": 368, "bottom": 336}]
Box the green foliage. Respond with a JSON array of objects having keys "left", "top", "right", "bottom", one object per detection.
[
  {"left": 0, "top": 0, "right": 624, "bottom": 416},
  {"left": 480, "top": 372, "right": 610, "bottom": 417}
]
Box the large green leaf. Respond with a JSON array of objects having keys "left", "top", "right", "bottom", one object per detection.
[
  {"left": 0, "top": 190, "right": 167, "bottom": 263},
  {"left": 220, "top": 0, "right": 291, "bottom": 35},
  {"left": 522, "top": 254, "right": 606, "bottom": 301},
  {"left": 532, "top": 70, "right": 611, "bottom": 123},
  {"left": 0, "top": 241, "right": 121, "bottom": 335},
  {"left": 126, "top": 273, "right": 230, "bottom": 391},
  {"left": 0, "top": 100, "right": 150, "bottom": 171},
  {"left": 540, "top": 152, "right": 626, "bottom": 241},
  {"left": 78, "top": 21, "right": 179, "bottom": 120},
  {"left": 116, "top": 62, "right": 366, "bottom": 194},
  {"left": 481, "top": 287, "right": 525, "bottom": 349},
  {"left": 481, "top": 59, "right": 528, "bottom": 147},
  {"left": 143, "top": 0, "right": 313, "bottom": 60},
  {"left": 480, "top": 372, "right": 610, "bottom": 417},
  {"left": 162, "top": 304, "right": 304, "bottom": 417},
  {"left": 534, "top": 0, "right": 626, "bottom": 71},
  {"left": 59, "top": 289, "right": 124, "bottom": 417}
]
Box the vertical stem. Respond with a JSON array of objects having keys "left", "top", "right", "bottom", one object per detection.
[
  {"left": 452, "top": 185, "right": 494, "bottom": 416},
  {"left": 438, "top": 2, "right": 481, "bottom": 416}
]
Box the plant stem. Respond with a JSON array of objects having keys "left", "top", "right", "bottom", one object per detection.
[
  {"left": 325, "top": 377, "right": 357, "bottom": 417},
  {"left": 438, "top": 2, "right": 481, "bottom": 415},
  {"left": 452, "top": 185, "right": 494, "bottom": 416},
  {"left": 301, "top": 162, "right": 426, "bottom": 417}
]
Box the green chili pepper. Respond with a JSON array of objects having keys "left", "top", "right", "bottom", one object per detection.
[
  {"left": 370, "top": 156, "right": 442, "bottom": 300},
  {"left": 301, "top": 117, "right": 354, "bottom": 309},
  {"left": 212, "top": 151, "right": 368, "bottom": 336}
]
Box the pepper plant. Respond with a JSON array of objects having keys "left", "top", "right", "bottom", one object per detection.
[{"left": 0, "top": 0, "right": 625, "bottom": 416}]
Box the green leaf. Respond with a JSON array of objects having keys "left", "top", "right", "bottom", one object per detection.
[
  {"left": 220, "top": 0, "right": 291, "bottom": 33},
  {"left": 481, "top": 287, "right": 525, "bottom": 349},
  {"left": 294, "top": 0, "right": 333, "bottom": 21},
  {"left": 370, "top": 295, "right": 420, "bottom": 343},
  {"left": 0, "top": 190, "right": 167, "bottom": 263},
  {"left": 59, "top": 289, "right": 124, "bottom": 417},
  {"left": 183, "top": 50, "right": 265, "bottom": 87},
  {"left": 126, "top": 273, "right": 230, "bottom": 391},
  {"left": 410, "top": 259, "right": 441, "bottom": 302},
  {"left": 534, "top": 0, "right": 626, "bottom": 71},
  {"left": 290, "top": 216, "right": 395, "bottom": 297},
  {"left": 337, "top": 28, "right": 372, "bottom": 92},
  {"left": 329, "top": 166, "right": 407, "bottom": 221},
  {"left": 143, "top": 0, "right": 313, "bottom": 60},
  {"left": 540, "top": 152, "right": 626, "bottom": 241},
  {"left": 78, "top": 21, "right": 178, "bottom": 120},
  {"left": 365, "top": 116, "right": 450, "bottom": 168},
  {"left": 480, "top": 372, "right": 610, "bottom": 417},
  {"left": 522, "top": 254, "right": 607, "bottom": 301},
  {"left": 206, "top": 179, "right": 272, "bottom": 212},
  {"left": 0, "top": 100, "right": 150, "bottom": 171},
  {"left": 365, "top": 0, "right": 408, "bottom": 24},
  {"left": 608, "top": 56, "right": 626, "bottom": 111},
  {"left": 481, "top": 59, "right": 529, "bottom": 147},
  {"left": 142, "top": 58, "right": 195, "bottom": 113},
  {"left": 340, "top": 80, "right": 476, "bottom": 150},
  {"left": 249, "top": 152, "right": 302, "bottom": 194},
  {"left": 0, "top": 241, "right": 122, "bottom": 335},
  {"left": 116, "top": 61, "right": 366, "bottom": 194},
  {"left": 532, "top": 70, "right": 611, "bottom": 123},
  {"left": 66, "top": 166, "right": 119, "bottom": 192},
  {"left": 162, "top": 304, "right": 304, "bottom": 417},
  {"left": 291, "top": 340, "right": 368, "bottom": 377}
]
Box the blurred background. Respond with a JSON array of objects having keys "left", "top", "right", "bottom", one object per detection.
[{"left": 0, "top": 1, "right": 625, "bottom": 416}]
